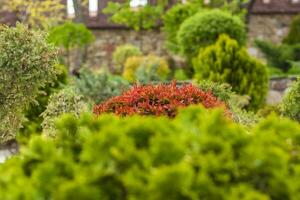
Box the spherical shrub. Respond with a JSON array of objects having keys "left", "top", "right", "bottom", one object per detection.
[
  {"left": 1, "top": 106, "right": 300, "bottom": 199},
  {"left": 177, "top": 9, "right": 246, "bottom": 58},
  {"left": 162, "top": 3, "right": 198, "bottom": 53},
  {"left": 193, "top": 35, "right": 268, "bottom": 110},
  {"left": 283, "top": 14, "right": 300, "bottom": 44},
  {"left": 93, "top": 82, "right": 227, "bottom": 117},
  {"left": 123, "top": 55, "right": 170, "bottom": 82},
  {"left": 112, "top": 44, "right": 142, "bottom": 74},
  {"left": 282, "top": 77, "right": 300, "bottom": 122},
  {"left": 48, "top": 21, "right": 95, "bottom": 49}
]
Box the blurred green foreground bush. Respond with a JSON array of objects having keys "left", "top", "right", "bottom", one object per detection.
[{"left": 1, "top": 106, "right": 300, "bottom": 200}]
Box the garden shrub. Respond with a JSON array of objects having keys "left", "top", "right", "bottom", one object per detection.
[
  {"left": 162, "top": 3, "right": 198, "bottom": 53},
  {"left": 48, "top": 21, "right": 95, "bottom": 67},
  {"left": 193, "top": 35, "right": 268, "bottom": 110},
  {"left": 41, "top": 88, "right": 86, "bottom": 137},
  {"left": 258, "top": 105, "right": 281, "bottom": 118},
  {"left": 255, "top": 40, "right": 300, "bottom": 73},
  {"left": 112, "top": 44, "right": 142, "bottom": 74},
  {"left": 75, "top": 67, "right": 130, "bottom": 104},
  {"left": 282, "top": 77, "right": 300, "bottom": 122},
  {"left": 173, "top": 69, "right": 189, "bottom": 81},
  {"left": 19, "top": 64, "right": 68, "bottom": 141},
  {"left": 48, "top": 21, "right": 95, "bottom": 50},
  {"left": 197, "top": 81, "right": 259, "bottom": 126},
  {"left": 93, "top": 82, "right": 227, "bottom": 117},
  {"left": 283, "top": 14, "right": 300, "bottom": 45},
  {"left": 0, "top": 24, "right": 57, "bottom": 143},
  {"left": 1, "top": 106, "right": 300, "bottom": 199},
  {"left": 123, "top": 55, "right": 170, "bottom": 82},
  {"left": 177, "top": 9, "right": 246, "bottom": 58}
]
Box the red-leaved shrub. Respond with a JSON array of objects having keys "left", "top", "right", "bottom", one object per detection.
[{"left": 93, "top": 82, "right": 228, "bottom": 117}]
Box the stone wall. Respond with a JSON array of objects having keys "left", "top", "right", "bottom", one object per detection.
[
  {"left": 248, "top": 14, "right": 294, "bottom": 44},
  {"left": 85, "top": 14, "right": 297, "bottom": 68},
  {"left": 267, "top": 76, "right": 297, "bottom": 105},
  {"left": 85, "top": 29, "right": 167, "bottom": 70},
  {"left": 247, "top": 14, "right": 294, "bottom": 57}
]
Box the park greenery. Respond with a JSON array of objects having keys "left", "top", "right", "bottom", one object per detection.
[{"left": 0, "top": 0, "right": 300, "bottom": 199}]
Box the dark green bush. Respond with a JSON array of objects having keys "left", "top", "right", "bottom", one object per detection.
[
  {"left": 0, "top": 24, "right": 58, "bottom": 143},
  {"left": 194, "top": 35, "right": 268, "bottom": 110},
  {"left": 19, "top": 64, "right": 68, "bottom": 141},
  {"left": 255, "top": 40, "right": 300, "bottom": 73},
  {"left": 1, "top": 106, "right": 300, "bottom": 199},
  {"left": 283, "top": 14, "right": 300, "bottom": 44},
  {"left": 282, "top": 77, "right": 300, "bottom": 122},
  {"left": 177, "top": 9, "right": 246, "bottom": 58},
  {"left": 75, "top": 68, "right": 130, "bottom": 104}
]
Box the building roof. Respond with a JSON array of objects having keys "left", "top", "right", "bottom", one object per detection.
[{"left": 248, "top": 0, "right": 300, "bottom": 14}]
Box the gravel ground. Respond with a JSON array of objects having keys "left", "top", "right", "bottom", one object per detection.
[{"left": 0, "top": 149, "right": 12, "bottom": 163}]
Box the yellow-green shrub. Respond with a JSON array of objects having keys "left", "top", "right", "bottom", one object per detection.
[
  {"left": 112, "top": 44, "right": 142, "bottom": 74},
  {"left": 193, "top": 35, "right": 268, "bottom": 110},
  {"left": 1, "top": 106, "right": 300, "bottom": 199},
  {"left": 123, "top": 55, "right": 170, "bottom": 82}
]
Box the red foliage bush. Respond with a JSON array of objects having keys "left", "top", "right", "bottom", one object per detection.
[{"left": 93, "top": 82, "right": 228, "bottom": 118}]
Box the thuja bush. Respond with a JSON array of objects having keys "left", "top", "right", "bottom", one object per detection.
[
  {"left": 194, "top": 35, "right": 268, "bottom": 110},
  {"left": 282, "top": 77, "right": 300, "bottom": 122},
  {"left": 283, "top": 14, "right": 300, "bottom": 44},
  {"left": 0, "top": 24, "right": 57, "bottom": 143},
  {"left": 93, "top": 82, "right": 227, "bottom": 117},
  {"left": 255, "top": 40, "right": 300, "bottom": 73},
  {"left": 41, "top": 88, "right": 86, "bottom": 137},
  {"left": 75, "top": 67, "right": 130, "bottom": 104},
  {"left": 1, "top": 106, "right": 300, "bottom": 199},
  {"left": 177, "top": 9, "right": 246, "bottom": 58},
  {"left": 112, "top": 44, "right": 142, "bottom": 74}
]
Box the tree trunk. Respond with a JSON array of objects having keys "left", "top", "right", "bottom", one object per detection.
[
  {"left": 71, "top": 0, "right": 85, "bottom": 74},
  {"left": 72, "top": 0, "right": 85, "bottom": 23}
]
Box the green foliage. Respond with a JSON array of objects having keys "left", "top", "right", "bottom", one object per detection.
[
  {"left": 41, "top": 88, "right": 86, "bottom": 137},
  {"left": 283, "top": 14, "right": 300, "bottom": 44},
  {"left": 282, "top": 77, "right": 300, "bottom": 122},
  {"left": 255, "top": 40, "right": 300, "bottom": 73},
  {"left": 193, "top": 35, "right": 268, "bottom": 110},
  {"left": 0, "top": 24, "right": 57, "bottom": 143},
  {"left": 173, "top": 69, "right": 189, "bottom": 80},
  {"left": 48, "top": 21, "right": 95, "bottom": 50},
  {"left": 112, "top": 44, "right": 142, "bottom": 74},
  {"left": 197, "top": 81, "right": 259, "bottom": 126},
  {"left": 19, "top": 64, "right": 68, "bottom": 141},
  {"left": 162, "top": 0, "right": 248, "bottom": 54},
  {"left": 123, "top": 55, "right": 170, "bottom": 82},
  {"left": 103, "top": 2, "right": 163, "bottom": 31},
  {"left": 162, "top": 3, "right": 199, "bottom": 53},
  {"left": 257, "top": 105, "right": 281, "bottom": 118},
  {"left": 1, "top": 106, "right": 300, "bottom": 199},
  {"left": 177, "top": 9, "right": 246, "bottom": 58},
  {"left": 75, "top": 68, "right": 130, "bottom": 104}
]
